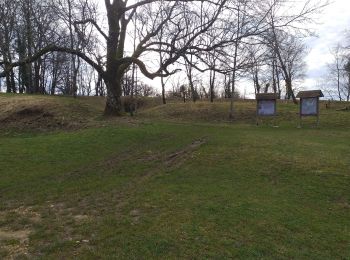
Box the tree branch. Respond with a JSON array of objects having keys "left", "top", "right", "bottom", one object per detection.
[
  {"left": 74, "top": 19, "right": 108, "bottom": 40},
  {"left": 124, "top": 0, "right": 223, "bottom": 12},
  {"left": 119, "top": 57, "right": 180, "bottom": 79},
  {"left": 0, "top": 45, "right": 105, "bottom": 78}
]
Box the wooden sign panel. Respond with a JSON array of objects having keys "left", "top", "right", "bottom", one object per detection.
[
  {"left": 257, "top": 100, "right": 276, "bottom": 116},
  {"left": 301, "top": 97, "right": 318, "bottom": 116}
]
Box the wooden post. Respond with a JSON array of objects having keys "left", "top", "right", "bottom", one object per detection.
[
  {"left": 299, "top": 99, "right": 302, "bottom": 128},
  {"left": 316, "top": 97, "right": 320, "bottom": 127},
  {"left": 273, "top": 101, "right": 277, "bottom": 127},
  {"left": 256, "top": 101, "right": 259, "bottom": 126}
]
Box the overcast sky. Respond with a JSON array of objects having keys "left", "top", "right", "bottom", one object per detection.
[{"left": 304, "top": 0, "right": 350, "bottom": 88}]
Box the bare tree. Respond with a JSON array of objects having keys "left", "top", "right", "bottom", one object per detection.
[
  {"left": 263, "top": 0, "right": 329, "bottom": 103},
  {"left": 344, "top": 58, "right": 350, "bottom": 101},
  {"left": 0, "top": 0, "right": 328, "bottom": 116},
  {"left": 0, "top": 0, "right": 17, "bottom": 93},
  {"left": 1, "top": 0, "right": 228, "bottom": 115},
  {"left": 327, "top": 44, "right": 347, "bottom": 101}
]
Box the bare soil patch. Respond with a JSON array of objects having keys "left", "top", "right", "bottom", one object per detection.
[
  {"left": 0, "top": 229, "right": 30, "bottom": 242},
  {"left": 0, "top": 105, "right": 64, "bottom": 130},
  {"left": 0, "top": 229, "right": 31, "bottom": 259}
]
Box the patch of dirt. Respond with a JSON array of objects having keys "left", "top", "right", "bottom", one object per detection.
[
  {"left": 46, "top": 202, "right": 93, "bottom": 223},
  {"left": 0, "top": 105, "right": 68, "bottom": 131},
  {"left": 0, "top": 229, "right": 30, "bottom": 242},
  {"left": 73, "top": 215, "right": 90, "bottom": 222},
  {"left": 12, "top": 206, "right": 42, "bottom": 223},
  {"left": 0, "top": 96, "right": 96, "bottom": 132},
  {"left": 0, "top": 206, "right": 40, "bottom": 259},
  {"left": 0, "top": 206, "right": 42, "bottom": 236},
  {"left": 129, "top": 209, "right": 141, "bottom": 225},
  {"left": 0, "top": 229, "right": 31, "bottom": 259}
]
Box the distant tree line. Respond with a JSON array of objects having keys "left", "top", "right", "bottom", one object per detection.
[
  {"left": 0, "top": 0, "right": 329, "bottom": 116},
  {"left": 0, "top": 0, "right": 100, "bottom": 95},
  {"left": 0, "top": 0, "right": 157, "bottom": 97},
  {"left": 326, "top": 37, "right": 350, "bottom": 101}
]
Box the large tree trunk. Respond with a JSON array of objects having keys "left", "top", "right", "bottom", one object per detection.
[
  {"left": 185, "top": 55, "right": 197, "bottom": 103},
  {"left": 5, "top": 71, "right": 12, "bottom": 93},
  {"left": 5, "top": 66, "right": 16, "bottom": 93},
  {"left": 34, "top": 59, "right": 41, "bottom": 93},
  {"left": 285, "top": 78, "right": 296, "bottom": 102},
  {"left": 10, "top": 69, "right": 16, "bottom": 93},
  {"left": 104, "top": 1, "right": 126, "bottom": 115},
  {"left": 104, "top": 73, "right": 123, "bottom": 116},
  {"left": 161, "top": 75, "right": 166, "bottom": 104},
  {"left": 104, "top": 66, "right": 123, "bottom": 115}
]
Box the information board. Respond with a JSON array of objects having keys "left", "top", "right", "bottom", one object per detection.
[
  {"left": 301, "top": 97, "right": 317, "bottom": 115},
  {"left": 257, "top": 100, "right": 276, "bottom": 116}
]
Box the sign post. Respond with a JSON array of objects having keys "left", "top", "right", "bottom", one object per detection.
[{"left": 296, "top": 90, "right": 324, "bottom": 127}]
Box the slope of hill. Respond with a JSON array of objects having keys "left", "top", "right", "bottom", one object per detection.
[
  {"left": 1, "top": 94, "right": 349, "bottom": 130},
  {"left": 0, "top": 94, "right": 106, "bottom": 131},
  {"left": 139, "top": 99, "right": 350, "bottom": 128}
]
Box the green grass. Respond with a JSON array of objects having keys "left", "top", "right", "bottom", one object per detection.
[{"left": 0, "top": 94, "right": 349, "bottom": 258}]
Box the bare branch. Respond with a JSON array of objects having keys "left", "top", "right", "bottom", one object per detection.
[
  {"left": 118, "top": 57, "right": 180, "bottom": 79},
  {"left": 0, "top": 45, "right": 105, "bottom": 78},
  {"left": 74, "top": 19, "right": 108, "bottom": 40}
]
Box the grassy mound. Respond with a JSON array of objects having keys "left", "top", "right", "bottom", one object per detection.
[
  {"left": 0, "top": 94, "right": 166, "bottom": 131},
  {"left": 140, "top": 100, "right": 255, "bottom": 122},
  {"left": 1, "top": 94, "right": 349, "bottom": 132},
  {"left": 0, "top": 94, "right": 106, "bottom": 131}
]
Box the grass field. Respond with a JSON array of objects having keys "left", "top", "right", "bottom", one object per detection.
[{"left": 0, "top": 94, "right": 349, "bottom": 259}]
